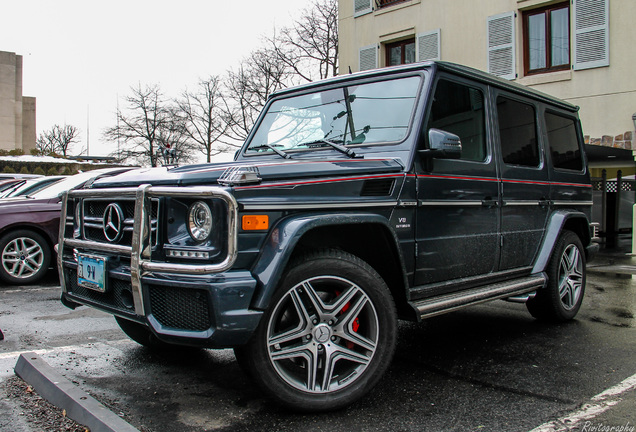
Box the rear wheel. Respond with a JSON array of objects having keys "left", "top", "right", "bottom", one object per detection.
[
  {"left": 527, "top": 230, "right": 586, "bottom": 322},
  {"left": 0, "top": 230, "right": 51, "bottom": 285},
  {"left": 240, "top": 249, "right": 397, "bottom": 411}
]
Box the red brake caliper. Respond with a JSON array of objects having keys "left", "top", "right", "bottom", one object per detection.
[{"left": 336, "top": 291, "right": 360, "bottom": 349}]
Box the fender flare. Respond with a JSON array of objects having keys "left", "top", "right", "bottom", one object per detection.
[
  {"left": 249, "top": 212, "right": 404, "bottom": 310},
  {"left": 531, "top": 210, "right": 591, "bottom": 274}
]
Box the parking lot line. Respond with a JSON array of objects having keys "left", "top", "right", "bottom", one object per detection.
[{"left": 530, "top": 372, "right": 636, "bottom": 431}]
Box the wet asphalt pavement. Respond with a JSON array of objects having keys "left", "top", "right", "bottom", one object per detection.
[{"left": 0, "top": 255, "right": 634, "bottom": 432}]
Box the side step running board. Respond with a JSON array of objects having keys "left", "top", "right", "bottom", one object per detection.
[{"left": 409, "top": 274, "right": 547, "bottom": 320}]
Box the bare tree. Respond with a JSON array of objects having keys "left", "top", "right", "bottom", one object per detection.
[
  {"left": 270, "top": 0, "right": 339, "bottom": 82},
  {"left": 36, "top": 124, "right": 80, "bottom": 157},
  {"left": 178, "top": 76, "right": 232, "bottom": 163},
  {"left": 104, "top": 84, "right": 195, "bottom": 167},
  {"left": 221, "top": 48, "right": 291, "bottom": 143},
  {"left": 219, "top": 0, "right": 338, "bottom": 143},
  {"left": 156, "top": 107, "right": 196, "bottom": 166}
]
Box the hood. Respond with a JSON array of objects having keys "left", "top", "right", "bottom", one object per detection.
[
  {"left": 0, "top": 196, "right": 60, "bottom": 215},
  {"left": 90, "top": 158, "right": 405, "bottom": 188}
]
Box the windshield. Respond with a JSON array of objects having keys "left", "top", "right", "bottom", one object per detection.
[{"left": 245, "top": 76, "right": 421, "bottom": 156}]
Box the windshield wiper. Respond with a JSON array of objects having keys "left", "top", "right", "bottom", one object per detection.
[
  {"left": 299, "top": 139, "right": 363, "bottom": 159},
  {"left": 249, "top": 144, "right": 292, "bottom": 159}
]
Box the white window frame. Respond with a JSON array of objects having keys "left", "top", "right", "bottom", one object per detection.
[
  {"left": 416, "top": 29, "right": 441, "bottom": 62},
  {"left": 354, "top": 0, "right": 373, "bottom": 17},
  {"left": 573, "top": 0, "right": 609, "bottom": 70},
  {"left": 359, "top": 45, "right": 378, "bottom": 71},
  {"left": 487, "top": 12, "right": 516, "bottom": 80}
]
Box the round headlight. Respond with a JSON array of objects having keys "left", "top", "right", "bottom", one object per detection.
[{"left": 187, "top": 201, "right": 213, "bottom": 241}]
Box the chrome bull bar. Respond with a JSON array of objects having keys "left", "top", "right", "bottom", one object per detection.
[{"left": 57, "top": 184, "right": 239, "bottom": 316}]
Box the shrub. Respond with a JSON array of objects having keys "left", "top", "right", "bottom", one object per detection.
[
  {"left": 2, "top": 166, "right": 16, "bottom": 173},
  {"left": 47, "top": 167, "right": 59, "bottom": 176},
  {"left": 8, "top": 149, "right": 24, "bottom": 156},
  {"left": 19, "top": 166, "right": 30, "bottom": 174},
  {"left": 33, "top": 167, "right": 45, "bottom": 176}
]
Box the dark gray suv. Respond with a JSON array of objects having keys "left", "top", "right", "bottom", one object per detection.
[{"left": 58, "top": 62, "right": 597, "bottom": 411}]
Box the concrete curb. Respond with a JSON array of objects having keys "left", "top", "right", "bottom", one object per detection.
[{"left": 14, "top": 352, "right": 138, "bottom": 432}]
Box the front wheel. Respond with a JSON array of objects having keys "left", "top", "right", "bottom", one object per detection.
[
  {"left": 527, "top": 230, "right": 586, "bottom": 322},
  {"left": 240, "top": 250, "right": 397, "bottom": 412}
]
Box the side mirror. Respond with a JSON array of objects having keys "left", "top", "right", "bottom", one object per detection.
[{"left": 419, "top": 128, "right": 462, "bottom": 159}]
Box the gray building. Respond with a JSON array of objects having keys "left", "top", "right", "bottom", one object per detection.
[{"left": 0, "top": 50, "right": 36, "bottom": 153}]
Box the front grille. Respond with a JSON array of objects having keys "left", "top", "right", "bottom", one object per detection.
[
  {"left": 65, "top": 268, "right": 135, "bottom": 315},
  {"left": 80, "top": 198, "right": 158, "bottom": 246},
  {"left": 149, "top": 285, "right": 211, "bottom": 331}
]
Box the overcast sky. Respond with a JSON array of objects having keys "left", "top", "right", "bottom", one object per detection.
[{"left": 3, "top": 0, "right": 312, "bottom": 161}]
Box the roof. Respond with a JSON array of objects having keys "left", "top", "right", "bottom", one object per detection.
[{"left": 270, "top": 61, "right": 578, "bottom": 112}]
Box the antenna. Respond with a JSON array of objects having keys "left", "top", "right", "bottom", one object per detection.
[{"left": 86, "top": 104, "right": 90, "bottom": 156}]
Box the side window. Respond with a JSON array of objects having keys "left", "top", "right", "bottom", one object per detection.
[
  {"left": 428, "top": 79, "right": 486, "bottom": 162},
  {"left": 497, "top": 97, "right": 540, "bottom": 167},
  {"left": 545, "top": 111, "right": 583, "bottom": 171}
]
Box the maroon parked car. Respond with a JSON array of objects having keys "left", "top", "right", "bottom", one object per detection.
[{"left": 0, "top": 168, "right": 131, "bottom": 285}]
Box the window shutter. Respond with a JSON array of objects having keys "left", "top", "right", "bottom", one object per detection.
[
  {"left": 416, "top": 29, "right": 441, "bottom": 61},
  {"left": 487, "top": 12, "right": 516, "bottom": 80},
  {"left": 359, "top": 45, "right": 377, "bottom": 71},
  {"left": 354, "top": 0, "right": 373, "bottom": 17},
  {"left": 573, "top": 0, "right": 609, "bottom": 70}
]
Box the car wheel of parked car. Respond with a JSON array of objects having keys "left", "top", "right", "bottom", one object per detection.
[
  {"left": 526, "top": 230, "right": 586, "bottom": 322},
  {"left": 241, "top": 249, "right": 397, "bottom": 412},
  {"left": 0, "top": 230, "right": 51, "bottom": 285}
]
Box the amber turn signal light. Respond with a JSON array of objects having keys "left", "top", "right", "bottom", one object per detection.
[{"left": 242, "top": 215, "right": 269, "bottom": 230}]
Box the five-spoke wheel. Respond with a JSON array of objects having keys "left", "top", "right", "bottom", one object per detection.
[
  {"left": 527, "top": 230, "right": 586, "bottom": 321},
  {"left": 237, "top": 250, "right": 397, "bottom": 411},
  {"left": 0, "top": 230, "right": 50, "bottom": 285}
]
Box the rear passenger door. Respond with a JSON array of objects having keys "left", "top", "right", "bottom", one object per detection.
[{"left": 494, "top": 92, "right": 550, "bottom": 270}]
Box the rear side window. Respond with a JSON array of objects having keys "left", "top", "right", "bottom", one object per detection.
[
  {"left": 545, "top": 112, "right": 583, "bottom": 171},
  {"left": 497, "top": 97, "right": 540, "bottom": 167},
  {"left": 428, "top": 79, "right": 486, "bottom": 162}
]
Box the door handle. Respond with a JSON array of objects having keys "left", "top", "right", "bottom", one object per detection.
[
  {"left": 481, "top": 198, "right": 498, "bottom": 208},
  {"left": 539, "top": 198, "right": 551, "bottom": 208}
]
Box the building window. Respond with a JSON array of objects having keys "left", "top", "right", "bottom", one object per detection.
[
  {"left": 377, "top": 0, "right": 410, "bottom": 9},
  {"left": 386, "top": 38, "right": 415, "bottom": 66},
  {"left": 523, "top": 3, "right": 570, "bottom": 75}
]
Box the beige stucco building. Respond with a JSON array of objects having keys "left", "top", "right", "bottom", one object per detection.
[
  {"left": 0, "top": 50, "right": 36, "bottom": 153},
  {"left": 339, "top": 0, "right": 635, "bottom": 170}
]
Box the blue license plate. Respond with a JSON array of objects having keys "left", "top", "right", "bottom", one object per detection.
[{"left": 77, "top": 254, "right": 107, "bottom": 292}]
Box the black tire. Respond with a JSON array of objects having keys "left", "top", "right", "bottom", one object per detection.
[
  {"left": 0, "top": 230, "right": 51, "bottom": 285},
  {"left": 241, "top": 249, "right": 397, "bottom": 412},
  {"left": 526, "top": 230, "right": 586, "bottom": 322}
]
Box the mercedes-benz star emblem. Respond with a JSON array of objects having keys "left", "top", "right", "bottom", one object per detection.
[
  {"left": 313, "top": 324, "right": 332, "bottom": 344},
  {"left": 103, "top": 203, "right": 124, "bottom": 242}
]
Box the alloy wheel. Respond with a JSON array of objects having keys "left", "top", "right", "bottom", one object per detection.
[{"left": 2, "top": 237, "right": 44, "bottom": 279}]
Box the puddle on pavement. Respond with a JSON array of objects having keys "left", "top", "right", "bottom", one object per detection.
[{"left": 585, "top": 274, "right": 636, "bottom": 328}]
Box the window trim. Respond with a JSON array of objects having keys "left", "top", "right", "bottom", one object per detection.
[
  {"left": 522, "top": 2, "right": 571, "bottom": 76},
  {"left": 385, "top": 38, "right": 416, "bottom": 67}
]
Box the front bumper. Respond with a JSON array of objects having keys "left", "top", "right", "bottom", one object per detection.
[
  {"left": 57, "top": 184, "right": 261, "bottom": 348},
  {"left": 60, "top": 259, "right": 262, "bottom": 347}
]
